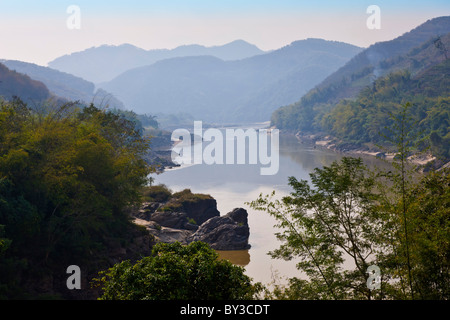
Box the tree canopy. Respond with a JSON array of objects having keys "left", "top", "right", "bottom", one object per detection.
[
  {"left": 93, "top": 241, "right": 261, "bottom": 300},
  {"left": 0, "top": 98, "right": 152, "bottom": 298}
]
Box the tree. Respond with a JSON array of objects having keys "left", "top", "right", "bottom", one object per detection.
[
  {"left": 407, "top": 170, "right": 450, "bottom": 299},
  {"left": 254, "top": 102, "right": 449, "bottom": 300},
  {"left": 248, "top": 157, "right": 387, "bottom": 299},
  {"left": 0, "top": 98, "right": 153, "bottom": 298},
  {"left": 93, "top": 241, "right": 261, "bottom": 300}
]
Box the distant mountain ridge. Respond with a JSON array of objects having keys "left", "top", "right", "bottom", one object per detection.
[
  {"left": 1, "top": 60, "right": 125, "bottom": 110},
  {"left": 0, "top": 62, "right": 50, "bottom": 104},
  {"left": 48, "top": 40, "right": 265, "bottom": 84},
  {"left": 99, "top": 38, "right": 362, "bottom": 123}
]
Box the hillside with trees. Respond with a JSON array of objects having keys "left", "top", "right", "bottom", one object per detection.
[
  {"left": 271, "top": 17, "right": 450, "bottom": 163},
  {"left": 0, "top": 99, "right": 153, "bottom": 299},
  {"left": 1, "top": 60, "right": 125, "bottom": 110},
  {"left": 0, "top": 62, "right": 50, "bottom": 104},
  {"left": 322, "top": 60, "right": 450, "bottom": 161}
]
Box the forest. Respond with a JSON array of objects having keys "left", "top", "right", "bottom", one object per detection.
[{"left": 0, "top": 98, "right": 153, "bottom": 298}]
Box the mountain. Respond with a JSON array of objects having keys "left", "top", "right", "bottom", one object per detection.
[
  {"left": 48, "top": 40, "right": 265, "bottom": 84},
  {"left": 1, "top": 60, "right": 125, "bottom": 109},
  {"left": 0, "top": 62, "right": 50, "bottom": 104},
  {"left": 99, "top": 38, "right": 362, "bottom": 123},
  {"left": 271, "top": 16, "right": 450, "bottom": 131}
]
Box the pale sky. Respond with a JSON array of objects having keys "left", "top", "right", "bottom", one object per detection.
[{"left": 1, "top": 0, "right": 449, "bottom": 66}]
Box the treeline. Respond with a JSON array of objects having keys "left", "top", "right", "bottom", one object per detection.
[{"left": 0, "top": 98, "right": 153, "bottom": 299}]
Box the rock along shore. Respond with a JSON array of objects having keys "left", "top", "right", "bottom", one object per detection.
[{"left": 131, "top": 188, "right": 251, "bottom": 250}]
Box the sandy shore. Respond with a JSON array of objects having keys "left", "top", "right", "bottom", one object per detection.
[{"left": 306, "top": 135, "right": 438, "bottom": 167}]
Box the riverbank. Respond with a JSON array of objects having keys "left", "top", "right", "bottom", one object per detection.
[
  {"left": 290, "top": 130, "right": 448, "bottom": 172},
  {"left": 144, "top": 128, "right": 180, "bottom": 173}
]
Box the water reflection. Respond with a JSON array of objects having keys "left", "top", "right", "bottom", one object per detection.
[{"left": 217, "top": 250, "right": 251, "bottom": 267}]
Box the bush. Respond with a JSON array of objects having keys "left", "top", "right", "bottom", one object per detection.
[
  {"left": 172, "top": 188, "right": 213, "bottom": 201},
  {"left": 0, "top": 100, "right": 152, "bottom": 298},
  {"left": 142, "top": 184, "right": 172, "bottom": 202},
  {"left": 93, "top": 242, "right": 261, "bottom": 300}
]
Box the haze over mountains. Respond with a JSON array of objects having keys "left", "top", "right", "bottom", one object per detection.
[
  {"left": 2, "top": 16, "right": 448, "bottom": 129},
  {"left": 48, "top": 40, "right": 266, "bottom": 84},
  {"left": 45, "top": 39, "right": 362, "bottom": 123},
  {"left": 0, "top": 62, "right": 50, "bottom": 104},
  {"left": 96, "top": 39, "right": 361, "bottom": 123},
  {"left": 0, "top": 59, "right": 124, "bottom": 109}
]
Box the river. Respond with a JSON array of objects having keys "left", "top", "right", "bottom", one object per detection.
[{"left": 152, "top": 123, "right": 388, "bottom": 286}]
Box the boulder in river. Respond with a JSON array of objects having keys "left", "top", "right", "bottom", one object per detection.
[{"left": 188, "top": 208, "right": 251, "bottom": 250}]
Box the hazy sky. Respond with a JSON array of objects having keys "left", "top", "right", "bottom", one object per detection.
[{"left": 1, "top": 0, "right": 449, "bottom": 66}]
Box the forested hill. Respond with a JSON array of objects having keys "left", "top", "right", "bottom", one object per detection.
[
  {"left": 0, "top": 62, "right": 50, "bottom": 103},
  {"left": 271, "top": 17, "right": 450, "bottom": 163},
  {"left": 1, "top": 60, "right": 125, "bottom": 110},
  {"left": 323, "top": 58, "right": 450, "bottom": 162},
  {"left": 271, "top": 16, "right": 450, "bottom": 132}
]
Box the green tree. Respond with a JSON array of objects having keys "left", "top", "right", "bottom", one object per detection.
[
  {"left": 249, "top": 157, "right": 386, "bottom": 300},
  {"left": 256, "top": 103, "right": 449, "bottom": 300},
  {"left": 93, "top": 241, "right": 261, "bottom": 300},
  {"left": 407, "top": 170, "right": 450, "bottom": 299},
  {"left": 0, "top": 98, "right": 153, "bottom": 298}
]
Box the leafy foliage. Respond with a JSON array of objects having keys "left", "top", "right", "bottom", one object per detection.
[
  {"left": 93, "top": 241, "right": 261, "bottom": 300},
  {"left": 250, "top": 104, "right": 450, "bottom": 299},
  {"left": 0, "top": 98, "right": 152, "bottom": 298},
  {"left": 250, "top": 156, "right": 449, "bottom": 300},
  {"left": 249, "top": 157, "right": 386, "bottom": 299}
]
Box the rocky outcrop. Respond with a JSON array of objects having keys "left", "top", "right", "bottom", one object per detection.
[
  {"left": 180, "top": 198, "right": 220, "bottom": 225},
  {"left": 135, "top": 192, "right": 220, "bottom": 228},
  {"left": 131, "top": 188, "right": 250, "bottom": 250},
  {"left": 133, "top": 203, "right": 250, "bottom": 250},
  {"left": 147, "top": 211, "right": 198, "bottom": 230},
  {"left": 188, "top": 208, "right": 251, "bottom": 250},
  {"left": 134, "top": 218, "right": 193, "bottom": 245}
]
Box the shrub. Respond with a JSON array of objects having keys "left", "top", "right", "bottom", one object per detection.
[{"left": 93, "top": 242, "right": 261, "bottom": 300}]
